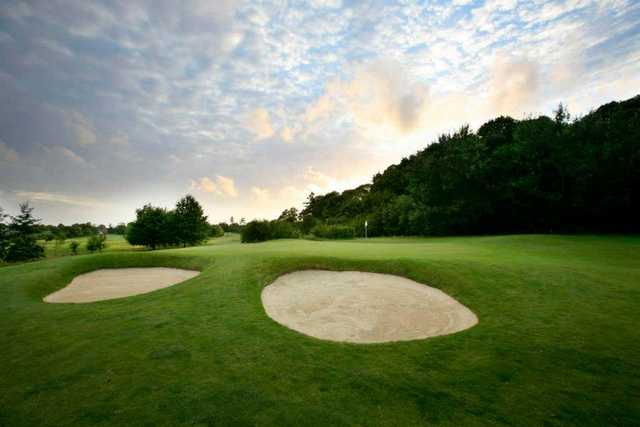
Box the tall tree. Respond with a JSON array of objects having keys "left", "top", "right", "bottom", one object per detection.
[
  {"left": 125, "top": 205, "right": 172, "bottom": 250},
  {"left": 10, "top": 202, "right": 41, "bottom": 235},
  {"left": 174, "top": 194, "right": 209, "bottom": 246}
]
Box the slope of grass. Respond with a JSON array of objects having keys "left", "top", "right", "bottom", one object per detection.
[{"left": 1, "top": 235, "right": 639, "bottom": 426}]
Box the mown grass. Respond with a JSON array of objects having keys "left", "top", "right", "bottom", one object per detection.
[
  {"left": 38, "top": 234, "right": 142, "bottom": 258},
  {"left": 1, "top": 235, "right": 639, "bottom": 426},
  {"left": 38, "top": 233, "right": 238, "bottom": 259}
]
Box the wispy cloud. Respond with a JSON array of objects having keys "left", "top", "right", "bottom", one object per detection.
[
  {"left": 0, "top": 140, "right": 18, "bottom": 162},
  {"left": 245, "top": 108, "right": 275, "bottom": 140},
  {"left": 14, "top": 191, "right": 105, "bottom": 208}
]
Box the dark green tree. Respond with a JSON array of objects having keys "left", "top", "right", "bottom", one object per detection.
[
  {"left": 278, "top": 207, "right": 300, "bottom": 223},
  {"left": 125, "top": 205, "right": 172, "bottom": 250},
  {"left": 4, "top": 203, "right": 44, "bottom": 261},
  {"left": 174, "top": 195, "right": 209, "bottom": 246}
]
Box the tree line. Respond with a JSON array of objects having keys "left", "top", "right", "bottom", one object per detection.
[
  {"left": 288, "top": 95, "right": 639, "bottom": 237},
  {"left": 0, "top": 194, "right": 231, "bottom": 261}
]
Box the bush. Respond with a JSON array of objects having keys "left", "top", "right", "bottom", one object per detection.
[
  {"left": 4, "top": 236, "right": 44, "bottom": 261},
  {"left": 209, "top": 224, "right": 224, "bottom": 237},
  {"left": 270, "top": 221, "right": 301, "bottom": 239},
  {"left": 69, "top": 241, "right": 80, "bottom": 255},
  {"left": 311, "top": 224, "right": 355, "bottom": 239},
  {"left": 86, "top": 234, "right": 107, "bottom": 253},
  {"left": 301, "top": 215, "right": 318, "bottom": 235},
  {"left": 241, "top": 220, "right": 302, "bottom": 243},
  {"left": 241, "top": 220, "right": 272, "bottom": 243}
]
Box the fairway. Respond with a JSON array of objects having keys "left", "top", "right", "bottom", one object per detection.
[{"left": 1, "top": 235, "right": 639, "bottom": 426}]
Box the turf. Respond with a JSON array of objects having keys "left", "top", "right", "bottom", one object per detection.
[
  {"left": 1, "top": 234, "right": 639, "bottom": 426},
  {"left": 39, "top": 234, "right": 142, "bottom": 258}
]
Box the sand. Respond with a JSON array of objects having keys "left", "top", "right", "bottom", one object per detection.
[
  {"left": 43, "top": 267, "right": 200, "bottom": 303},
  {"left": 261, "top": 270, "right": 478, "bottom": 343}
]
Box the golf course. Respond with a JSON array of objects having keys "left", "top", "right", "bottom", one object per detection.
[{"left": 1, "top": 234, "right": 639, "bottom": 426}]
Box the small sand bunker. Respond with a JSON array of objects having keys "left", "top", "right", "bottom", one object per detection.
[
  {"left": 262, "top": 270, "right": 477, "bottom": 343},
  {"left": 44, "top": 268, "right": 200, "bottom": 303}
]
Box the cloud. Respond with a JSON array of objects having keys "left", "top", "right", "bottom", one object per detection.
[
  {"left": 251, "top": 186, "right": 270, "bottom": 202},
  {"left": 305, "top": 61, "right": 430, "bottom": 135},
  {"left": 65, "top": 111, "right": 97, "bottom": 145},
  {"left": 216, "top": 175, "right": 238, "bottom": 197},
  {"left": 245, "top": 108, "right": 275, "bottom": 140},
  {"left": 303, "top": 166, "right": 335, "bottom": 189},
  {"left": 280, "top": 126, "right": 294, "bottom": 143},
  {"left": 108, "top": 135, "right": 129, "bottom": 146},
  {"left": 191, "top": 175, "right": 238, "bottom": 198},
  {"left": 43, "top": 146, "right": 86, "bottom": 164},
  {"left": 14, "top": 191, "right": 105, "bottom": 208},
  {"left": 0, "top": 140, "right": 18, "bottom": 162},
  {"left": 488, "top": 55, "right": 540, "bottom": 116}
]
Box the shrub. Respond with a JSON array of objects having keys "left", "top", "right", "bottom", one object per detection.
[
  {"left": 301, "top": 215, "right": 318, "bottom": 235},
  {"left": 270, "top": 221, "right": 301, "bottom": 239},
  {"left": 69, "top": 241, "right": 80, "bottom": 255},
  {"left": 209, "top": 224, "right": 224, "bottom": 237},
  {"left": 4, "top": 236, "right": 44, "bottom": 261},
  {"left": 86, "top": 234, "right": 107, "bottom": 253},
  {"left": 241, "top": 220, "right": 302, "bottom": 243},
  {"left": 311, "top": 224, "right": 355, "bottom": 239},
  {"left": 241, "top": 220, "right": 272, "bottom": 243}
]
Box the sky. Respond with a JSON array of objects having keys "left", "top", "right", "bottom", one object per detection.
[{"left": 0, "top": 0, "right": 638, "bottom": 225}]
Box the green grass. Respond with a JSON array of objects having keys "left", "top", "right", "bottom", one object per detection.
[
  {"left": 39, "top": 234, "right": 142, "bottom": 258},
  {"left": 38, "top": 234, "right": 236, "bottom": 258},
  {"left": 1, "top": 235, "right": 639, "bottom": 426}
]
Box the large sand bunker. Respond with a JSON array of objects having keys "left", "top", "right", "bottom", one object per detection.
[
  {"left": 44, "top": 268, "right": 200, "bottom": 303},
  {"left": 262, "top": 270, "right": 478, "bottom": 343}
]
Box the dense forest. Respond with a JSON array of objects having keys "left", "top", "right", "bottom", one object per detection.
[{"left": 298, "top": 95, "right": 639, "bottom": 237}]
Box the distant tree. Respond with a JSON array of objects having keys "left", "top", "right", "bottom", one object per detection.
[
  {"left": 108, "top": 223, "right": 127, "bottom": 234},
  {"left": 43, "top": 231, "right": 55, "bottom": 242},
  {"left": 209, "top": 224, "right": 224, "bottom": 237},
  {"left": 69, "top": 241, "right": 80, "bottom": 255},
  {"left": 554, "top": 103, "right": 570, "bottom": 124},
  {"left": 125, "top": 205, "right": 172, "bottom": 250},
  {"left": 240, "top": 217, "right": 246, "bottom": 226},
  {"left": 173, "top": 195, "right": 209, "bottom": 246},
  {"left": 278, "top": 207, "right": 299, "bottom": 223},
  {"left": 86, "top": 234, "right": 106, "bottom": 253},
  {"left": 10, "top": 203, "right": 40, "bottom": 236},
  {"left": 241, "top": 220, "right": 272, "bottom": 243}
]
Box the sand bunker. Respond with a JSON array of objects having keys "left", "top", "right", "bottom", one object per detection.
[
  {"left": 44, "top": 268, "right": 200, "bottom": 303},
  {"left": 262, "top": 270, "right": 477, "bottom": 343}
]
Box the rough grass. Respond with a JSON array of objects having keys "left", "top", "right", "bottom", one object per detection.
[{"left": 1, "top": 234, "right": 639, "bottom": 426}]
